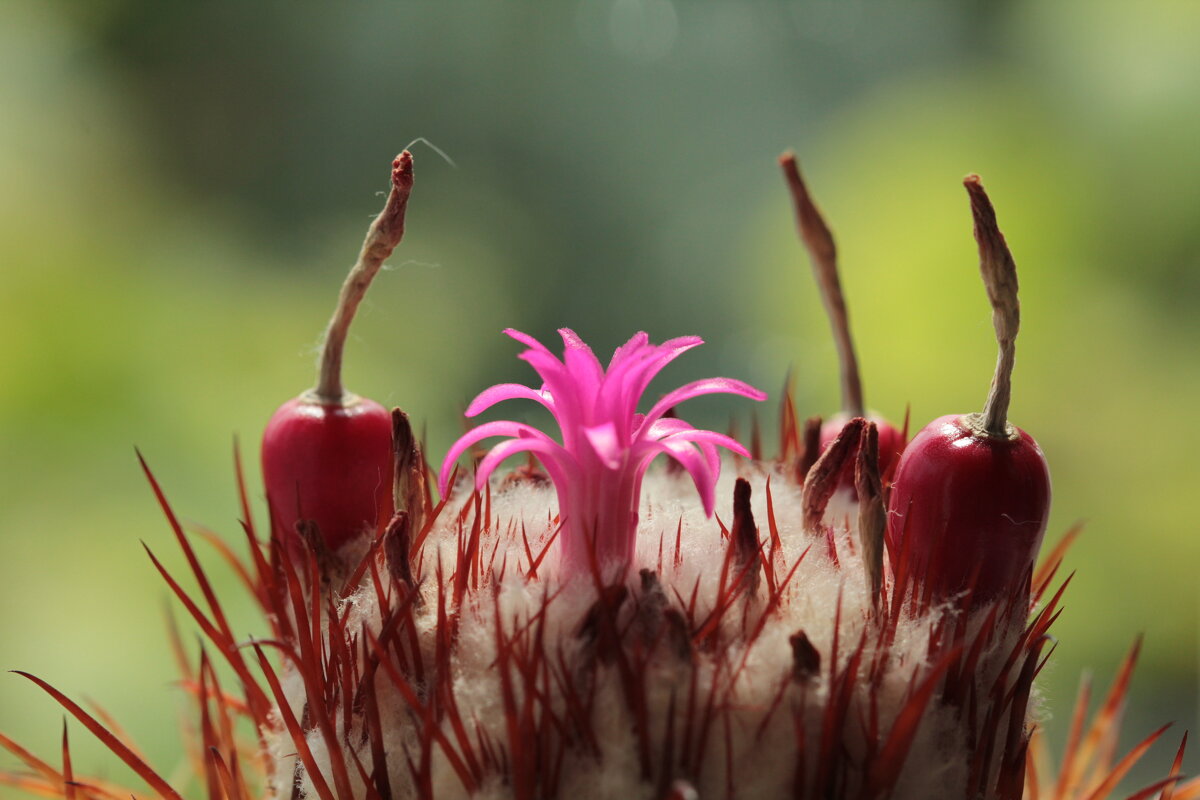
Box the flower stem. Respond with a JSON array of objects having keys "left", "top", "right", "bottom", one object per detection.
[
  {"left": 779, "top": 152, "right": 864, "bottom": 417},
  {"left": 313, "top": 152, "right": 415, "bottom": 403},
  {"left": 964, "top": 175, "right": 1019, "bottom": 438}
]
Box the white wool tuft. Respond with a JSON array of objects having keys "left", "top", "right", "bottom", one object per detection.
[{"left": 262, "top": 462, "right": 1034, "bottom": 800}]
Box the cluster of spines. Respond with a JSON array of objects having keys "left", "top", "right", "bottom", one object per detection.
[{"left": 1, "top": 403, "right": 1192, "bottom": 800}]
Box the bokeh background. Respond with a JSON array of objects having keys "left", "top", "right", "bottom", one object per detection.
[{"left": 2, "top": 0, "right": 1198, "bottom": 794}]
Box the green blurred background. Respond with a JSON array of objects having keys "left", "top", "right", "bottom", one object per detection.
[{"left": 2, "top": 0, "right": 1197, "bottom": 794}]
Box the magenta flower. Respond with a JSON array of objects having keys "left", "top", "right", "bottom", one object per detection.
[{"left": 438, "top": 328, "right": 767, "bottom": 572}]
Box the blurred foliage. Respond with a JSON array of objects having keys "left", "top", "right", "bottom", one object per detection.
[{"left": 1, "top": 0, "right": 1197, "bottom": 793}]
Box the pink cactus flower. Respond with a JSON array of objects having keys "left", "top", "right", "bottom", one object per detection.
[{"left": 438, "top": 328, "right": 767, "bottom": 572}]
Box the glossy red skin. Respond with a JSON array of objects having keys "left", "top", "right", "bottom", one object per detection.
[
  {"left": 819, "top": 412, "right": 906, "bottom": 481},
  {"left": 262, "top": 394, "right": 394, "bottom": 551},
  {"left": 885, "top": 414, "right": 1050, "bottom": 608}
]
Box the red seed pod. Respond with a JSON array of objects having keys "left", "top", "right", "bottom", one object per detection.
[
  {"left": 886, "top": 175, "right": 1051, "bottom": 609},
  {"left": 886, "top": 413, "right": 1050, "bottom": 605},
  {"left": 262, "top": 152, "right": 414, "bottom": 551},
  {"left": 779, "top": 152, "right": 904, "bottom": 478},
  {"left": 263, "top": 394, "right": 394, "bottom": 551}
]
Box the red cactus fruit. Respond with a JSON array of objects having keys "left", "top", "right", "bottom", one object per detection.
[
  {"left": 886, "top": 175, "right": 1051, "bottom": 608},
  {"left": 261, "top": 152, "right": 414, "bottom": 551}
]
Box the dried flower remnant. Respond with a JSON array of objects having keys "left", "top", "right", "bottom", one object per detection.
[
  {"left": 778, "top": 152, "right": 906, "bottom": 479},
  {"left": 438, "top": 328, "right": 766, "bottom": 573}
]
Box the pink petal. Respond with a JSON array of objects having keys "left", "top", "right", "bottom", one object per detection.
[
  {"left": 504, "top": 328, "right": 553, "bottom": 355},
  {"left": 659, "top": 428, "right": 753, "bottom": 460},
  {"left": 503, "top": 329, "right": 582, "bottom": 433},
  {"left": 475, "top": 434, "right": 575, "bottom": 491},
  {"left": 518, "top": 349, "right": 584, "bottom": 433},
  {"left": 655, "top": 423, "right": 723, "bottom": 474},
  {"left": 438, "top": 420, "right": 552, "bottom": 497},
  {"left": 600, "top": 335, "right": 704, "bottom": 440},
  {"left": 559, "top": 328, "right": 605, "bottom": 392},
  {"left": 465, "top": 383, "right": 554, "bottom": 417},
  {"left": 605, "top": 331, "right": 651, "bottom": 371},
  {"left": 517, "top": 348, "right": 570, "bottom": 387},
  {"left": 635, "top": 438, "right": 717, "bottom": 516},
  {"left": 643, "top": 417, "right": 694, "bottom": 438},
  {"left": 644, "top": 377, "right": 767, "bottom": 428},
  {"left": 632, "top": 335, "right": 704, "bottom": 384},
  {"left": 642, "top": 421, "right": 752, "bottom": 493},
  {"left": 697, "top": 439, "right": 722, "bottom": 482},
  {"left": 584, "top": 422, "right": 622, "bottom": 469},
  {"left": 608, "top": 336, "right": 703, "bottom": 411}
]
